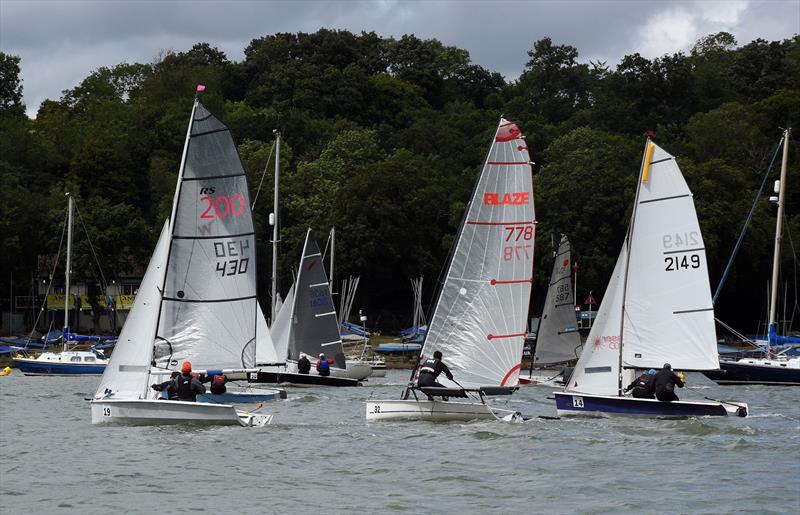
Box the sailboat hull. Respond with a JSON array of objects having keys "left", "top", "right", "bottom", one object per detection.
[
  {"left": 333, "top": 361, "right": 373, "bottom": 380},
  {"left": 90, "top": 399, "right": 271, "bottom": 426},
  {"left": 554, "top": 392, "right": 748, "bottom": 418},
  {"left": 197, "top": 388, "right": 287, "bottom": 404},
  {"left": 702, "top": 358, "right": 800, "bottom": 385},
  {"left": 248, "top": 370, "right": 361, "bottom": 387},
  {"left": 366, "top": 399, "right": 513, "bottom": 422},
  {"left": 13, "top": 351, "right": 108, "bottom": 375}
]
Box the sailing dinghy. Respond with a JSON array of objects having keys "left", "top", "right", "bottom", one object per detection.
[
  {"left": 519, "top": 235, "right": 582, "bottom": 386},
  {"left": 250, "top": 229, "right": 362, "bottom": 387},
  {"left": 91, "top": 100, "right": 272, "bottom": 426},
  {"left": 366, "top": 119, "right": 534, "bottom": 421},
  {"left": 554, "top": 140, "right": 748, "bottom": 418}
]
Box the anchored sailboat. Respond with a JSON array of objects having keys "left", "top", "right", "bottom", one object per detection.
[
  {"left": 554, "top": 139, "right": 748, "bottom": 418},
  {"left": 90, "top": 99, "right": 271, "bottom": 426},
  {"left": 367, "top": 118, "right": 535, "bottom": 421},
  {"left": 704, "top": 128, "right": 800, "bottom": 385},
  {"left": 520, "top": 235, "right": 582, "bottom": 385},
  {"left": 13, "top": 194, "right": 111, "bottom": 375}
]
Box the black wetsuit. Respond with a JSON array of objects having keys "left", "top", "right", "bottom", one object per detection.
[
  {"left": 152, "top": 375, "right": 179, "bottom": 400},
  {"left": 417, "top": 357, "right": 453, "bottom": 387},
  {"left": 625, "top": 374, "right": 655, "bottom": 399},
  {"left": 175, "top": 373, "right": 206, "bottom": 402},
  {"left": 652, "top": 369, "right": 684, "bottom": 402},
  {"left": 297, "top": 356, "right": 311, "bottom": 374}
]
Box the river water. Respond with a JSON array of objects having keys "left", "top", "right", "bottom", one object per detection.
[{"left": 1, "top": 370, "right": 798, "bottom": 514}]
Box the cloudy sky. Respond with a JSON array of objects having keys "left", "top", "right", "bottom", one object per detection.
[{"left": 2, "top": 0, "right": 798, "bottom": 117}]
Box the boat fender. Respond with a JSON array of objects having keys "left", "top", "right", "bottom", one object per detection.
[
  {"left": 736, "top": 406, "right": 748, "bottom": 417},
  {"left": 0, "top": 366, "right": 12, "bottom": 376}
]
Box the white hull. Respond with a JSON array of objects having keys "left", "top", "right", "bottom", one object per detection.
[
  {"left": 370, "top": 364, "right": 387, "bottom": 377},
  {"left": 332, "top": 361, "right": 373, "bottom": 380},
  {"left": 365, "top": 399, "right": 519, "bottom": 422},
  {"left": 90, "top": 399, "right": 271, "bottom": 426}
]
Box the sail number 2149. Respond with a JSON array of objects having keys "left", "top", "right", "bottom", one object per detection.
[{"left": 664, "top": 254, "right": 700, "bottom": 271}]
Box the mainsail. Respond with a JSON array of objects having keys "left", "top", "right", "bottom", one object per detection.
[
  {"left": 420, "top": 119, "right": 535, "bottom": 388},
  {"left": 534, "top": 235, "right": 581, "bottom": 364},
  {"left": 567, "top": 140, "right": 719, "bottom": 397},
  {"left": 284, "top": 229, "right": 346, "bottom": 368},
  {"left": 94, "top": 222, "right": 170, "bottom": 399},
  {"left": 154, "top": 101, "right": 257, "bottom": 371},
  {"left": 621, "top": 143, "right": 718, "bottom": 371}
]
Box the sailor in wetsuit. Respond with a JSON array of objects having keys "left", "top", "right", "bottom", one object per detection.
[
  {"left": 174, "top": 362, "right": 206, "bottom": 402},
  {"left": 624, "top": 369, "right": 656, "bottom": 399},
  {"left": 652, "top": 363, "right": 684, "bottom": 402},
  {"left": 417, "top": 351, "right": 454, "bottom": 388}
]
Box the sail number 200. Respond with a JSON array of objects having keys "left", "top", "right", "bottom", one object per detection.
[{"left": 664, "top": 254, "right": 700, "bottom": 271}]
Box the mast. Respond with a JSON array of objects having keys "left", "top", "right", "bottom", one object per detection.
[
  {"left": 152, "top": 98, "right": 198, "bottom": 371},
  {"left": 63, "top": 193, "right": 74, "bottom": 352},
  {"left": 271, "top": 130, "right": 281, "bottom": 322},
  {"left": 768, "top": 128, "right": 791, "bottom": 345},
  {"left": 330, "top": 227, "right": 335, "bottom": 293},
  {"left": 617, "top": 139, "right": 654, "bottom": 394}
]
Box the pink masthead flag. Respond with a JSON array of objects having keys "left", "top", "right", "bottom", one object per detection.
[{"left": 196, "top": 84, "right": 206, "bottom": 92}]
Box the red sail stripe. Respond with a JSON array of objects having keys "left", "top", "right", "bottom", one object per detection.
[
  {"left": 466, "top": 221, "right": 535, "bottom": 226},
  {"left": 501, "top": 363, "right": 522, "bottom": 387},
  {"left": 490, "top": 278, "right": 532, "bottom": 285},
  {"left": 487, "top": 332, "right": 526, "bottom": 340},
  {"left": 486, "top": 161, "right": 530, "bottom": 165}
]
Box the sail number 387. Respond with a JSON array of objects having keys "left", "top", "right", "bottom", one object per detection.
[{"left": 664, "top": 254, "right": 700, "bottom": 271}]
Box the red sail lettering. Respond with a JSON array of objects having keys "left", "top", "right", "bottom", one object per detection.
[{"left": 496, "top": 122, "right": 522, "bottom": 142}]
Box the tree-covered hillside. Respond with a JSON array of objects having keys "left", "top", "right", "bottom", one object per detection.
[{"left": 1, "top": 30, "right": 798, "bottom": 332}]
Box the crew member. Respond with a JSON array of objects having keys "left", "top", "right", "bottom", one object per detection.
[
  {"left": 298, "top": 354, "right": 311, "bottom": 374},
  {"left": 652, "top": 363, "right": 684, "bottom": 402},
  {"left": 417, "top": 350, "right": 454, "bottom": 388},
  {"left": 208, "top": 374, "right": 227, "bottom": 395},
  {"left": 151, "top": 371, "right": 180, "bottom": 400},
  {"left": 624, "top": 369, "right": 656, "bottom": 399},
  {"left": 316, "top": 353, "right": 331, "bottom": 377},
  {"left": 174, "top": 361, "right": 206, "bottom": 402}
]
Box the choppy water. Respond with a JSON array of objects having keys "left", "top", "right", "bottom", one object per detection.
[{"left": 1, "top": 370, "right": 798, "bottom": 514}]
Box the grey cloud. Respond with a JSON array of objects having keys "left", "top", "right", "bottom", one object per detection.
[{"left": 1, "top": 0, "right": 797, "bottom": 117}]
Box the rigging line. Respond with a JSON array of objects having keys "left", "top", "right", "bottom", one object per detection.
[
  {"left": 25, "top": 208, "right": 69, "bottom": 345},
  {"left": 73, "top": 201, "right": 109, "bottom": 291},
  {"left": 713, "top": 135, "right": 785, "bottom": 303},
  {"left": 250, "top": 138, "right": 277, "bottom": 210}
]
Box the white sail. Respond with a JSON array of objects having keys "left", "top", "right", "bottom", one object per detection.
[
  {"left": 622, "top": 143, "right": 719, "bottom": 371},
  {"left": 154, "top": 102, "right": 257, "bottom": 371},
  {"left": 421, "top": 119, "right": 535, "bottom": 388},
  {"left": 534, "top": 235, "right": 582, "bottom": 364},
  {"left": 255, "top": 301, "right": 280, "bottom": 364},
  {"left": 94, "top": 221, "right": 170, "bottom": 399},
  {"left": 566, "top": 242, "right": 627, "bottom": 396},
  {"left": 268, "top": 283, "right": 294, "bottom": 364}
]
